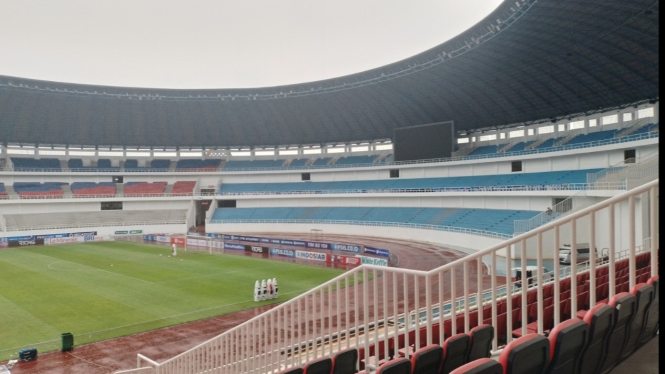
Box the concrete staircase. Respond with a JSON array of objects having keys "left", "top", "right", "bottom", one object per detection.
[
  {"left": 116, "top": 183, "right": 124, "bottom": 197},
  {"left": 169, "top": 160, "right": 178, "bottom": 171},
  {"left": 60, "top": 159, "right": 70, "bottom": 172},
  {"left": 164, "top": 183, "right": 174, "bottom": 195},
  {"left": 4, "top": 185, "right": 18, "bottom": 198},
  {"left": 216, "top": 160, "right": 227, "bottom": 171},
  {"left": 61, "top": 183, "right": 73, "bottom": 198}
]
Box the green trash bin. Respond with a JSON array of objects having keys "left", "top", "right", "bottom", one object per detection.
[{"left": 61, "top": 333, "right": 73, "bottom": 352}]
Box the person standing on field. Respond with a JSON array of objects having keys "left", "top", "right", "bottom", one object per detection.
[{"left": 172, "top": 243, "right": 177, "bottom": 256}]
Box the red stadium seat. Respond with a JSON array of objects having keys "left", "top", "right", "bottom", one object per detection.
[
  {"left": 409, "top": 344, "right": 442, "bottom": 374},
  {"left": 449, "top": 358, "right": 502, "bottom": 374},
  {"left": 376, "top": 358, "right": 411, "bottom": 374},
  {"left": 620, "top": 283, "right": 654, "bottom": 360},
  {"left": 599, "top": 292, "right": 637, "bottom": 374},
  {"left": 638, "top": 275, "right": 659, "bottom": 346},
  {"left": 466, "top": 325, "right": 493, "bottom": 362},
  {"left": 544, "top": 318, "right": 588, "bottom": 374},
  {"left": 332, "top": 348, "right": 358, "bottom": 374},
  {"left": 440, "top": 333, "right": 470, "bottom": 374},
  {"left": 304, "top": 357, "right": 333, "bottom": 374},
  {"left": 577, "top": 303, "right": 614, "bottom": 374},
  {"left": 498, "top": 333, "right": 549, "bottom": 374}
]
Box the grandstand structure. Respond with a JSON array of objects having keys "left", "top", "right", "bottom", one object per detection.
[{"left": 0, "top": 0, "right": 659, "bottom": 373}]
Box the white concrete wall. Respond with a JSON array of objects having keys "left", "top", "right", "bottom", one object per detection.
[{"left": 1, "top": 223, "right": 187, "bottom": 238}]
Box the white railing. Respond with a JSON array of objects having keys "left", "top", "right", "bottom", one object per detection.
[
  {"left": 3, "top": 131, "right": 658, "bottom": 174},
  {"left": 208, "top": 219, "right": 512, "bottom": 240},
  {"left": 587, "top": 152, "right": 659, "bottom": 185},
  {"left": 129, "top": 179, "right": 658, "bottom": 374},
  {"left": 3, "top": 220, "right": 186, "bottom": 232}
]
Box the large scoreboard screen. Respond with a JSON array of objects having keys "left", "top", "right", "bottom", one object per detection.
[{"left": 393, "top": 121, "right": 455, "bottom": 162}]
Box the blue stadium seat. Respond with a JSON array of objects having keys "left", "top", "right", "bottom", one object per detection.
[{"left": 11, "top": 157, "right": 61, "bottom": 171}]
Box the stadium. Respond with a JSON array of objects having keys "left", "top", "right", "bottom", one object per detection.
[{"left": 0, "top": 0, "right": 659, "bottom": 373}]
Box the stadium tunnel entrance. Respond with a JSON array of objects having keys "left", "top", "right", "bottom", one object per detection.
[{"left": 195, "top": 199, "right": 212, "bottom": 232}]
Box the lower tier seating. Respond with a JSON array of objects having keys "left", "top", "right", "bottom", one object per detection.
[
  {"left": 13, "top": 182, "right": 65, "bottom": 198},
  {"left": 210, "top": 207, "right": 540, "bottom": 236}
]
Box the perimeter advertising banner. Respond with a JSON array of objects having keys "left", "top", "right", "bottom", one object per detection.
[
  {"left": 8, "top": 238, "right": 44, "bottom": 247},
  {"left": 326, "top": 253, "right": 362, "bottom": 267},
  {"left": 45, "top": 237, "right": 83, "bottom": 245},
  {"left": 332, "top": 243, "right": 362, "bottom": 254},
  {"left": 358, "top": 255, "right": 389, "bottom": 267},
  {"left": 270, "top": 247, "right": 296, "bottom": 258},
  {"left": 244, "top": 245, "right": 269, "bottom": 257},
  {"left": 295, "top": 250, "right": 327, "bottom": 262},
  {"left": 363, "top": 246, "right": 391, "bottom": 258},
  {"left": 223, "top": 242, "right": 245, "bottom": 251}
]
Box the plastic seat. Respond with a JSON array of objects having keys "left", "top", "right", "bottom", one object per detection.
[
  {"left": 620, "top": 283, "right": 654, "bottom": 360},
  {"left": 376, "top": 357, "right": 411, "bottom": 374},
  {"left": 278, "top": 368, "right": 304, "bottom": 374},
  {"left": 410, "top": 344, "right": 442, "bottom": 374},
  {"left": 304, "top": 357, "right": 333, "bottom": 374},
  {"left": 638, "top": 275, "right": 659, "bottom": 346},
  {"left": 599, "top": 292, "right": 637, "bottom": 374},
  {"left": 440, "top": 333, "right": 471, "bottom": 374},
  {"left": 332, "top": 348, "right": 358, "bottom": 374},
  {"left": 545, "top": 318, "right": 589, "bottom": 374},
  {"left": 467, "top": 325, "right": 493, "bottom": 362},
  {"left": 498, "top": 333, "right": 549, "bottom": 374},
  {"left": 449, "top": 358, "right": 503, "bottom": 374}
]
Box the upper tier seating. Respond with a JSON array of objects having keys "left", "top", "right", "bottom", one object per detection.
[
  {"left": 312, "top": 157, "right": 332, "bottom": 166},
  {"left": 175, "top": 159, "right": 220, "bottom": 171},
  {"left": 13, "top": 182, "right": 65, "bottom": 198},
  {"left": 224, "top": 160, "right": 285, "bottom": 170},
  {"left": 469, "top": 146, "right": 499, "bottom": 156},
  {"left": 68, "top": 158, "right": 84, "bottom": 169},
  {"left": 218, "top": 169, "right": 602, "bottom": 195},
  {"left": 11, "top": 157, "right": 61, "bottom": 171},
  {"left": 534, "top": 138, "right": 563, "bottom": 150},
  {"left": 71, "top": 182, "right": 116, "bottom": 197},
  {"left": 334, "top": 155, "right": 378, "bottom": 165},
  {"left": 124, "top": 181, "right": 167, "bottom": 196},
  {"left": 210, "top": 207, "right": 540, "bottom": 236},
  {"left": 566, "top": 129, "right": 618, "bottom": 146},
  {"left": 3, "top": 209, "right": 187, "bottom": 231},
  {"left": 289, "top": 158, "right": 309, "bottom": 167},
  {"left": 95, "top": 159, "right": 119, "bottom": 171},
  {"left": 0, "top": 182, "right": 7, "bottom": 198},
  {"left": 124, "top": 159, "right": 171, "bottom": 171},
  {"left": 172, "top": 181, "right": 196, "bottom": 195}
]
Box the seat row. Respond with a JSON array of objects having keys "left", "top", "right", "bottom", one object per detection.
[
  {"left": 277, "top": 325, "right": 493, "bottom": 374},
  {"left": 278, "top": 274, "right": 658, "bottom": 374}
]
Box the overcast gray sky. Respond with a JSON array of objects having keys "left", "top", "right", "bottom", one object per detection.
[{"left": 0, "top": 0, "right": 503, "bottom": 89}]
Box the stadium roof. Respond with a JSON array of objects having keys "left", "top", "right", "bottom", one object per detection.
[{"left": 0, "top": 0, "right": 659, "bottom": 148}]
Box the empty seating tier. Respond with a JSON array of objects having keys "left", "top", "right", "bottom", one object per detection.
[
  {"left": 175, "top": 159, "right": 220, "bottom": 171},
  {"left": 13, "top": 182, "right": 65, "bottom": 198},
  {"left": 124, "top": 182, "right": 167, "bottom": 196},
  {"left": 3, "top": 209, "right": 187, "bottom": 231},
  {"left": 171, "top": 181, "right": 196, "bottom": 195},
  {"left": 71, "top": 182, "right": 117, "bottom": 197},
  {"left": 210, "top": 207, "right": 540, "bottom": 236},
  {"left": 11, "top": 157, "right": 61, "bottom": 171},
  {"left": 219, "top": 169, "right": 602, "bottom": 195},
  {"left": 223, "top": 160, "right": 285, "bottom": 170}
]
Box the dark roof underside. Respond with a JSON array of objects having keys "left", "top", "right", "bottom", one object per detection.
[{"left": 0, "top": 0, "right": 658, "bottom": 148}]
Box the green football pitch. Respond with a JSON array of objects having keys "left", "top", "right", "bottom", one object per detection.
[{"left": 0, "top": 241, "right": 344, "bottom": 359}]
